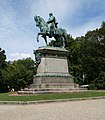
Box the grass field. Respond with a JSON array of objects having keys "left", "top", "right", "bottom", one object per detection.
[{"left": 0, "top": 91, "right": 105, "bottom": 101}]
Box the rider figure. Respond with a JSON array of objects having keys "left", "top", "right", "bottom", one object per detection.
[{"left": 47, "top": 13, "right": 58, "bottom": 37}]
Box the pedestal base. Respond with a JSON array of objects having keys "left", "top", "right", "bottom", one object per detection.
[
  {"left": 18, "top": 46, "right": 83, "bottom": 94},
  {"left": 29, "top": 74, "right": 75, "bottom": 89}
]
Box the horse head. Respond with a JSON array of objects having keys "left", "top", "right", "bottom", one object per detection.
[
  {"left": 34, "top": 15, "right": 49, "bottom": 33},
  {"left": 34, "top": 15, "right": 40, "bottom": 27}
]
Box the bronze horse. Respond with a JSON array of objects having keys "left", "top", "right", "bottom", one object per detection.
[{"left": 34, "top": 15, "right": 67, "bottom": 47}]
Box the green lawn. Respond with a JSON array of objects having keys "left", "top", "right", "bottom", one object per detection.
[{"left": 0, "top": 91, "right": 105, "bottom": 101}]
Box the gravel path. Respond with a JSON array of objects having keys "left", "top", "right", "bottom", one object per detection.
[{"left": 0, "top": 99, "right": 105, "bottom": 120}]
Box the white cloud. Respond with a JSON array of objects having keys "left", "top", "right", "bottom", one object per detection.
[
  {"left": 69, "top": 15, "right": 105, "bottom": 38},
  {"left": 7, "top": 53, "right": 34, "bottom": 61},
  {"left": 31, "top": 0, "right": 80, "bottom": 22}
]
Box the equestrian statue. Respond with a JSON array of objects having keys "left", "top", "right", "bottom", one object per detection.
[{"left": 34, "top": 13, "right": 67, "bottom": 47}]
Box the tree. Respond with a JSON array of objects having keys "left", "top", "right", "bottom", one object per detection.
[
  {"left": 0, "top": 48, "right": 7, "bottom": 92},
  {"left": 73, "top": 22, "right": 105, "bottom": 89},
  {"left": 66, "top": 36, "right": 84, "bottom": 84},
  {"left": 0, "top": 48, "right": 6, "bottom": 69},
  {"left": 2, "top": 58, "right": 35, "bottom": 91}
]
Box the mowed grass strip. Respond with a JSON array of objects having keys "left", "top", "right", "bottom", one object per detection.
[{"left": 0, "top": 91, "right": 105, "bottom": 101}]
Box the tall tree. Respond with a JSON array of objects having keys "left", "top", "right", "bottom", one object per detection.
[
  {"left": 73, "top": 22, "right": 105, "bottom": 89},
  {"left": 2, "top": 58, "right": 35, "bottom": 91},
  {"left": 0, "top": 48, "right": 7, "bottom": 92},
  {"left": 0, "top": 48, "right": 6, "bottom": 69},
  {"left": 66, "top": 36, "right": 84, "bottom": 84}
]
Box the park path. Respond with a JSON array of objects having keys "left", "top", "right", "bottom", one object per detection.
[{"left": 0, "top": 99, "right": 105, "bottom": 120}]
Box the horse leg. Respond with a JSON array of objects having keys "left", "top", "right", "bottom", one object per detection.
[
  {"left": 60, "top": 36, "right": 65, "bottom": 48},
  {"left": 37, "top": 32, "right": 48, "bottom": 45},
  {"left": 43, "top": 36, "right": 47, "bottom": 45},
  {"left": 62, "top": 37, "right": 65, "bottom": 48},
  {"left": 37, "top": 33, "right": 42, "bottom": 42},
  {"left": 36, "top": 33, "right": 39, "bottom": 42}
]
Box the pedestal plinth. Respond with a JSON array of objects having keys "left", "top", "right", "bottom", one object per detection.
[{"left": 29, "top": 46, "right": 76, "bottom": 90}]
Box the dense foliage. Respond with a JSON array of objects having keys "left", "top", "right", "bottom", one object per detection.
[
  {"left": 73, "top": 22, "right": 105, "bottom": 89},
  {"left": 0, "top": 57, "right": 35, "bottom": 92},
  {"left": 0, "top": 48, "right": 7, "bottom": 92}
]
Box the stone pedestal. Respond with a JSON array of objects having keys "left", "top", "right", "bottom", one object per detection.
[{"left": 29, "top": 46, "right": 76, "bottom": 90}]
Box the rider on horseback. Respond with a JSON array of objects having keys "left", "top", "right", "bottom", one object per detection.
[
  {"left": 47, "top": 13, "right": 58, "bottom": 37},
  {"left": 34, "top": 14, "right": 67, "bottom": 47}
]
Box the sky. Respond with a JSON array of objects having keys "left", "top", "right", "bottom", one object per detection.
[{"left": 0, "top": 0, "right": 105, "bottom": 61}]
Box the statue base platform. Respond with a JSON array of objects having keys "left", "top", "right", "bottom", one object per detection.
[
  {"left": 18, "top": 46, "right": 84, "bottom": 94},
  {"left": 31, "top": 46, "right": 77, "bottom": 89},
  {"left": 29, "top": 74, "right": 75, "bottom": 89}
]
